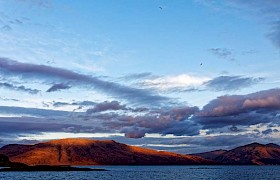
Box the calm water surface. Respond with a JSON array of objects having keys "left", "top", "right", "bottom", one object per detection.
[{"left": 0, "top": 166, "right": 279, "bottom": 180}]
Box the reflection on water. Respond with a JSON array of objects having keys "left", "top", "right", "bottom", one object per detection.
[{"left": 0, "top": 166, "right": 279, "bottom": 180}]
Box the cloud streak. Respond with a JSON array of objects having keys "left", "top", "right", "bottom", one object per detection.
[
  {"left": 86, "top": 101, "right": 127, "bottom": 114},
  {"left": 208, "top": 48, "right": 234, "bottom": 60},
  {"left": 0, "top": 57, "right": 169, "bottom": 106},
  {"left": 0, "top": 82, "right": 40, "bottom": 94},
  {"left": 204, "top": 76, "right": 264, "bottom": 91}
]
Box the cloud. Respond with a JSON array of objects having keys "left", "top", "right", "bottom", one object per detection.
[
  {"left": 0, "top": 97, "right": 19, "bottom": 102},
  {"left": 0, "top": 103, "right": 201, "bottom": 139},
  {"left": 52, "top": 100, "right": 97, "bottom": 107},
  {"left": 1, "top": 25, "right": 12, "bottom": 31},
  {"left": 145, "top": 74, "right": 263, "bottom": 92},
  {"left": 261, "top": 128, "right": 279, "bottom": 135},
  {"left": 267, "top": 21, "right": 280, "bottom": 49},
  {"left": 233, "top": 1, "right": 280, "bottom": 49},
  {"left": 196, "top": 88, "right": 280, "bottom": 129},
  {"left": 99, "top": 106, "right": 200, "bottom": 138},
  {"left": 204, "top": 75, "right": 263, "bottom": 91},
  {"left": 122, "top": 72, "right": 154, "bottom": 80},
  {"left": 0, "top": 119, "right": 84, "bottom": 134},
  {"left": 229, "top": 126, "right": 239, "bottom": 132},
  {"left": 0, "top": 82, "right": 40, "bottom": 94},
  {"left": 0, "top": 106, "right": 70, "bottom": 118},
  {"left": 123, "top": 127, "right": 146, "bottom": 138},
  {"left": 15, "top": 0, "right": 53, "bottom": 8},
  {"left": 139, "top": 74, "right": 209, "bottom": 91},
  {"left": 133, "top": 74, "right": 262, "bottom": 93},
  {"left": 0, "top": 57, "right": 168, "bottom": 106},
  {"left": 86, "top": 101, "right": 127, "bottom": 114},
  {"left": 208, "top": 48, "right": 234, "bottom": 60},
  {"left": 46, "top": 83, "right": 71, "bottom": 92},
  {"left": 166, "top": 133, "right": 280, "bottom": 153}
]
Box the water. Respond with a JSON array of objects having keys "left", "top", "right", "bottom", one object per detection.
[{"left": 0, "top": 166, "right": 279, "bottom": 180}]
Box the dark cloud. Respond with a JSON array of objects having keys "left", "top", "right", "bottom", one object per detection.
[
  {"left": 262, "top": 128, "right": 279, "bottom": 135},
  {"left": 229, "top": 126, "right": 239, "bottom": 132},
  {"left": 46, "top": 83, "right": 71, "bottom": 92},
  {"left": 86, "top": 101, "right": 127, "bottom": 114},
  {"left": 0, "top": 57, "right": 168, "bottom": 106},
  {"left": 196, "top": 88, "right": 280, "bottom": 129},
  {"left": 262, "top": 128, "right": 273, "bottom": 135},
  {"left": 9, "top": 19, "right": 23, "bottom": 25},
  {"left": 99, "top": 106, "right": 200, "bottom": 138},
  {"left": 0, "top": 104, "right": 199, "bottom": 139},
  {"left": 208, "top": 48, "right": 234, "bottom": 60},
  {"left": 123, "top": 127, "right": 146, "bottom": 138},
  {"left": 72, "top": 104, "right": 201, "bottom": 138},
  {"left": 1, "top": 25, "right": 12, "bottom": 31},
  {"left": 204, "top": 75, "right": 263, "bottom": 91},
  {"left": 0, "top": 82, "right": 40, "bottom": 94}
]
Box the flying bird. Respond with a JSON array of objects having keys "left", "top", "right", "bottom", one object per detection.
[
  {"left": 200, "top": 63, "right": 203, "bottom": 66},
  {"left": 159, "top": 6, "right": 163, "bottom": 10}
]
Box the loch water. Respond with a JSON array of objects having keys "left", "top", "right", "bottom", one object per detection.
[{"left": 0, "top": 165, "right": 279, "bottom": 180}]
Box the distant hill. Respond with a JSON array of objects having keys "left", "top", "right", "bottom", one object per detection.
[
  {"left": 194, "top": 142, "right": 280, "bottom": 165},
  {"left": 191, "top": 150, "right": 228, "bottom": 161},
  {"left": 0, "top": 138, "right": 213, "bottom": 166}
]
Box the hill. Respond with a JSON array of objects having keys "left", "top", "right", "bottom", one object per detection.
[
  {"left": 0, "top": 138, "right": 213, "bottom": 166},
  {"left": 195, "top": 142, "right": 280, "bottom": 165},
  {"left": 191, "top": 150, "right": 227, "bottom": 161}
]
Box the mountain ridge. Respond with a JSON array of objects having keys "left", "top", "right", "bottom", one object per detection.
[{"left": 1, "top": 139, "right": 279, "bottom": 166}]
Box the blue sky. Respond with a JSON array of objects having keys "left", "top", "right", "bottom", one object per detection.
[{"left": 0, "top": 0, "right": 279, "bottom": 153}]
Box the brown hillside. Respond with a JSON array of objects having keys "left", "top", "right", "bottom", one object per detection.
[
  {"left": 0, "top": 138, "right": 213, "bottom": 166},
  {"left": 214, "top": 143, "right": 280, "bottom": 165}
]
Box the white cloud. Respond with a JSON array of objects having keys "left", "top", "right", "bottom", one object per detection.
[{"left": 141, "top": 74, "right": 210, "bottom": 91}]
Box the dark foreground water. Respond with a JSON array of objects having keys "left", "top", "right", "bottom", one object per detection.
[{"left": 0, "top": 166, "right": 279, "bottom": 180}]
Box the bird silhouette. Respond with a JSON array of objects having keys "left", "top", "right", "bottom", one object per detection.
[{"left": 159, "top": 6, "right": 163, "bottom": 10}]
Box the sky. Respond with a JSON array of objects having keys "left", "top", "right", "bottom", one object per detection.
[{"left": 0, "top": 0, "right": 279, "bottom": 154}]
